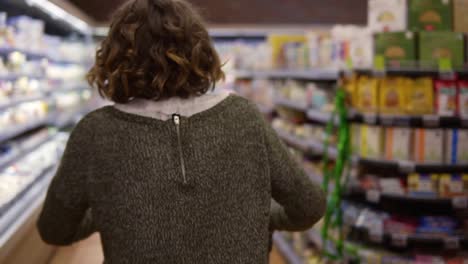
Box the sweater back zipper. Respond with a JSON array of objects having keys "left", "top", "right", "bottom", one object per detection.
[{"left": 172, "top": 114, "right": 187, "bottom": 184}]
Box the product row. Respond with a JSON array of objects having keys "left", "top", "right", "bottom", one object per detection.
[
  {"left": 0, "top": 132, "right": 68, "bottom": 211},
  {"left": 354, "top": 173, "right": 468, "bottom": 199},
  {"left": 369, "top": 0, "right": 466, "bottom": 33},
  {"left": 0, "top": 13, "right": 94, "bottom": 64},
  {"left": 0, "top": 90, "right": 91, "bottom": 134},
  {"left": 346, "top": 75, "right": 468, "bottom": 117}
]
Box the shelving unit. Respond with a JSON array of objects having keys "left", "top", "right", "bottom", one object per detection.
[
  {"left": 234, "top": 69, "right": 339, "bottom": 81},
  {"left": 272, "top": 233, "right": 304, "bottom": 264}
]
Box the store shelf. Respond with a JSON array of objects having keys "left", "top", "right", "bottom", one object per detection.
[
  {"left": 274, "top": 98, "right": 309, "bottom": 112},
  {"left": 349, "top": 225, "right": 468, "bottom": 251},
  {"left": 306, "top": 110, "right": 340, "bottom": 125},
  {"left": 0, "top": 95, "right": 47, "bottom": 111},
  {"left": 49, "top": 107, "right": 90, "bottom": 129},
  {"left": 257, "top": 104, "right": 274, "bottom": 115},
  {"left": 234, "top": 69, "right": 339, "bottom": 80},
  {"left": 307, "top": 229, "right": 323, "bottom": 249},
  {"left": 0, "top": 133, "right": 55, "bottom": 172},
  {"left": 345, "top": 187, "right": 468, "bottom": 215},
  {"left": 0, "top": 46, "right": 85, "bottom": 66},
  {"left": 352, "top": 113, "right": 468, "bottom": 129},
  {"left": 351, "top": 67, "right": 468, "bottom": 78},
  {"left": 0, "top": 117, "right": 51, "bottom": 144},
  {"left": 273, "top": 233, "right": 303, "bottom": 264},
  {"left": 0, "top": 166, "right": 55, "bottom": 247},
  {"left": 275, "top": 129, "right": 337, "bottom": 158}
]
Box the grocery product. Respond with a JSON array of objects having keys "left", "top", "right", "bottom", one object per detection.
[
  {"left": 408, "top": 173, "right": 439, "bottom": 197},
  {"left": 419, "top": 31, "right": 464, "bottom": 68},
  {"left": 435, "top": 79, "right": 458, "bottom": 116},
  {"left": 385, "top": 127, "right": 412, "bottom": 161},
  {"left": 405, "top": 78, "right": 434, "bottom": 115},
  {"left": 458, "top": 80, "right": 468, "bottom": 117},
  {"left": 408, "top": 0, "right": 453, "bottom": 31},
  {"left": 439, "top": 174, "right": 467, "bottom": 197},
  {"left": 351, "top": 124, "right": 360, "bottom": 155},
  {"left": 375, "top": 32, "right": 416, "bottom": 66},
  {"left": 414, "top": 128, "right": 445, "bottom": 163},
  {"left": 360, "top": 125, "right": 384, "bottom": 158},
  {"left": 379, "top": 77, "right": 406, "bottom": 114},
  {"left": 445, "top": 129, "right": 468, "bottom": 163},
  {"left": 368, "top": 0, "right": 407, "bottom": 32},
  {"left": 268, "top": 35, "right": 308, "bottom": 69},
  {"left": 453, "top": 0, "right": 468, "bottom": 32},
  {"left": 357, "top": 76, "right": 379, "bottom": 113},
  {"left": 379, "top": 178, "right": 406, "bottom": 195}
]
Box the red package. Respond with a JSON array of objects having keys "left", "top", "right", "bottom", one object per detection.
[
  {"left": 458, "top": 80, "right": 468, "bottom": 118},
  {"left": 435, "top": 79, "right": 458, "bottom": 116}
]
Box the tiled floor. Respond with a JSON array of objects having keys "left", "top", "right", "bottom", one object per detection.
[{"left": 50, "top": 234, "right": 286, "bottom": 264}]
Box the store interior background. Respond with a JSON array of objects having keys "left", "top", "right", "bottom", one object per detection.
[{"left": 1, "top": 0, "right": 468, "bottom": 263}]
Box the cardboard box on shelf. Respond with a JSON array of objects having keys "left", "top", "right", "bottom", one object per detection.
[
  {"left": 439, "top": 174, "right": 467, "bottom": 197},
  {"left": 357, "top": 76, "right": 380, "bottom": 113},
  {"left": 445, "top": 129, "right": 468, "bottom": 164},
  {"left": 435, "top": 79, "right": 458, "bottom": 116},
  {"left": 368, "top": 0, "right": 407, "bottom": 32},
  {"left": 385, "top": 127, "right": 412, "bottom": 161},
  {"left": 375, "top": 32, "right": 417, "bottom": 67},
  {"left": 379, "top": 77, "right": 407, "bottom": 114},
  {"left": 360, "top": 125, "right": 384, "bottom": 159},
  {"left": 453, "top": 0, "right": 468, "bottom": 32},
  {"left": 405, "top": 78, "right": 434, "bottom": 115},
  {"left": 414, "top": 128, "right": 445, "bottom": 163},
  {"left": 458, "top": 80, "right": 468, "bottom": 117},
  {"left": 419, "top": 32, "right": 464, "bottom": 68},
  {"left": 408, "top": 173, "right": 439, "bottom": 198},
  {"left": 408, "top": 0, "right": 453, "bottom": 31}
]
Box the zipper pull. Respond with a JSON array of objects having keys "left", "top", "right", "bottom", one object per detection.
[{"left": 172, "top": 114, "right": 180, "bottom": 125}]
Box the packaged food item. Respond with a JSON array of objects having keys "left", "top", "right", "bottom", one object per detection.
[
  {"left": 357, "top": 76, "right": 380, "bottom": 113},
  {"left": 435, "top": 79, "right": 458, "bottom": 116},
  {"left": 385, "top": 127, "right": 412, "bottom": 161},
  {"left": 408, "top": 0, "right": 453, "bottom": 31},
  {"left": 380, "top": 77, "right": 406, "bottom": 114},
  {"left": 405, "top": 78, "right": 434, "bottom": 115},
  {"left": 408, "top": 173, "right": 439, "bottom": 197},
  {"left": 379, "top": 178, "right": 406, "bottom": 195},
  {"left": 360, "top": 125, "right": 384, "bottom": 158},
  {"left": 368, "top": 0, "right": 407, "bottom": 32},
  {"left": 268, "top": 35, "right": 308, "bottom": 69},
  {"left": 458, "top": 80, "right": 468, "bottom": 117},
  {"left": 343, "top": 75, "right": 359, "bottom": 108},
  {"left": 439, "top": 174, "right": 466, "bottom": 197},
  {"left": 453, "top": 0, "right": 468, "bottom": 32},
  {"left": 375, "top": 32, "right": 416, "bottom": 67},
  {"left": 351, "top": 124, "right": 361, "bottom": 155},
  {"left": 419, "top": 32, "right": 464, "bottom": 68},
  {"left": 414, "top": 128, "right": 444, "bottom": 163},
  {"left": 445, "top": 129, "right": 468, "bottom": 163},
  {"left": 417, "top": 216, "right": 457, "bottom": 235}
]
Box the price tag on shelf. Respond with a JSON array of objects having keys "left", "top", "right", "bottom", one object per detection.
[
  {"left": 422, "top": 115, "right": 440, "bottom": 127},
  {"left": 369, "top": 231, "right": 384, "bottom": 243},
  {"left": 366, "top": 189, "right": 381, "bottom": 203},
  {"left": 374, "top": 55, "right": 386, "bottom": 72},
  {"left": 398, "top": 160, "right": 416, "bottom": 173},
  {"left": 363, "top": 114, "right": 378, "bottom": 124},
  {"left": 452, "top": 197, "right": 468, "bottom": 209},
  {"left": 439, "top": 58, "right": 453, "bottom": 72},
  {"left": 444, "top": 237, "right": 460, "bottom": 250},
  {"left": 391, "top": 233, "right": 408, "bottom": 247}
]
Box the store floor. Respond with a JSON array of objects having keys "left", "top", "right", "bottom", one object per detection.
[{"left": 50, "top": 234, "right": 286, "bottom": 264}]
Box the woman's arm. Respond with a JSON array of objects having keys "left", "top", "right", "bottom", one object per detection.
[
  {"left": 262, "top": 119, "right": 327, "bottom": 232},
  {"left": 37, "top": 120, "right": 96, "bottom": 245}
]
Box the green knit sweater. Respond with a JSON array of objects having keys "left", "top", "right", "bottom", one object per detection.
[{"left": 37, "top": 95, "right": 326, "bottom": 264}]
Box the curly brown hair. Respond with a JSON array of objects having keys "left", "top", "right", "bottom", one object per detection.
[{"left": 87, "top": 0, "right": 225, "bottom": 103}]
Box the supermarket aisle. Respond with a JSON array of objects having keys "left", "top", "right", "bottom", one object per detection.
[{"left": 50, "top": 235, "right": 286, "bottom": 264}]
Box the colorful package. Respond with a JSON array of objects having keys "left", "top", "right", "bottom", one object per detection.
[
  {"left": 453, "top": 0, "right": 468, "bottom": 32},
  {"left": 439, "top": 174, "right": 466, "bottom": 197},
  {"left": 360, "top": 125, "right": 384, "bottom": 158},
  {"left": 435, "top": 79, "right": 458, "bottom": 116},
  {"left": 375, "top": 32, "right": 417, "bottom": 66},
  {"left": 368, "top": 0, "right": 407, "bottom": 32},
  {"left": 408, "top": 0, "right": 453, "bottom": 31},
  {"left": 458, "top": 80, "right": 468, "bottom": 117},
  {"left": 414, "top": 128, "right": 444, "bottom": 163},
  {"left": 357, "top": 76, "right": 380, "bottom": 113},
  {"left": 406, "top": 78, "right": 434, "bottom": 115},
  {"left": 445, "top": 129, "right": 468, "bottom": 163},
  {"left": 419, "top": 32, "right": 465, "bottom": 68},
  {"left": 380, "top": 77, "right": 406, "bottom": 114},
  {"left": 385, "top": 127, "right": 412, "bottom": 161},
  {"left": 408, "top": 173, "right": 439, "bottom": 197}
]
